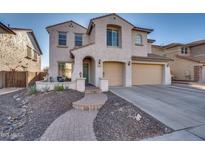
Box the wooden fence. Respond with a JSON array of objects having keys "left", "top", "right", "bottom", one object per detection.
[{"left": 0, "top": 71, "right": 46, "bottom": 88}]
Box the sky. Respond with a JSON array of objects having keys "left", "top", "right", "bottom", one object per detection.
[{"left": 0, "top": 13, "right": 205, "bottom": 69}]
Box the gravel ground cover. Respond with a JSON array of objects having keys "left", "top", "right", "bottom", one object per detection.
[
  {"left": 0, "top": 89, "right": 84, "bottom": 141},
  {"left": 94, "top": 92, "right": 173, "bottom": 141}
]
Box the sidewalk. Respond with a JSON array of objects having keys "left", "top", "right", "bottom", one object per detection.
[{"left": 0, "top": 88, "right": 24, "bottom": 96}]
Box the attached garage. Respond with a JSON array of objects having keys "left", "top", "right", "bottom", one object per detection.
[
  {"left": 132, "top": 63, "right": 163, "bottom": 85},
  {"left": 103, "top": 62, "right": 124, "bottom": 86}
]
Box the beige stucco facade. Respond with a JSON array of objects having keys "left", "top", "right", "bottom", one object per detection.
[
  {"left": 152, "top": 43, "right": 205, "bottom": 81},
  {"left": 0, "top": 28, "right": 41, "bottom": 72},
  {"left": 47, "top": 14, "right": 171, "bottom": 87}
]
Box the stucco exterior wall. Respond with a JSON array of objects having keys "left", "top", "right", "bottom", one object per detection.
[
  {"left": 152, "top": 45, "right": 200, "bottom": 81},
  {"left": 47, "top": 21, "right": 87, "bottom": 79},
  {"left": 172, "top": 57, "right": 200, "bottom": 80},
  {"left": 88, "top": 26, "right": 95, "bottom": 43},
  {"left": 132, "top": 31, "right": 151, "bottom": 56},
  {"left": 190, "top": 44, "right": 205, "bottom": 57},
  {"left": 48, "top": 14, "right": 166, "bottom": 87},
  {"left": 0, "top": 29, "right": 41, "bottom": 72},
  {"left": 152, "top": 46, "right": 164, "bottom": 55}
]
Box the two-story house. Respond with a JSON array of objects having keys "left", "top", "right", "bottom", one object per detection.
[
  {"left": 152, "top": 40, "right": 205, "bottom": 82},
  {"left": 0, "top": 22, "right": 42, "bottom": 72},
  {"left": 47, "top": 14, "right": 171, "bottom": 88}
]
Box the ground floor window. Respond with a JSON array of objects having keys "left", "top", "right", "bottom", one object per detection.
[{"left": 58, "top": 62, "right": 72, "bottom": 80}]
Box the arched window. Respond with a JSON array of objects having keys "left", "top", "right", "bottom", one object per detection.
[{"left": 136, "top": 34, "right": 143, "bottom": 45}]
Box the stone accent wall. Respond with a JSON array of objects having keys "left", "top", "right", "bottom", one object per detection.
[{"left": 0, "top": 30, "right": 41, "bottom": 72}]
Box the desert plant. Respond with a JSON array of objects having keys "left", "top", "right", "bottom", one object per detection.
[
  {"left": 28, "top": 85, "right": 37, "bottom": 95},
  {"left": 54, "top": 85, "right": 64, "bottom": 91}
]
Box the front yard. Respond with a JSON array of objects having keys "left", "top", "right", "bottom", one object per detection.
[
  {"left": 0, "top": 89, "right": 84, "bottom": 141},
  {"left": 0, "top": 86, "right": 179, "bottom": 141},
  {"left": 94, "top": 92, "right": 172, "bottom": 140}
]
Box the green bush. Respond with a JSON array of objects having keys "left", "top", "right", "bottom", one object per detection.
[
  {"left": 54, "top": 85, "right": 64, "bottom": 91},
  {"left": 29, "top": 85, "right": 37, "bottom": 95}
]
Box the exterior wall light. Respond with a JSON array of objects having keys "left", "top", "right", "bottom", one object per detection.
[
  {"left": 128, "top": 61, "right": 131, "bottom": 66},
  {"left": 79, "top": 72, "right": 82, "bottom": 78},
  {"left": 98, "top": 59, "right": 101, "bottom": 65}
]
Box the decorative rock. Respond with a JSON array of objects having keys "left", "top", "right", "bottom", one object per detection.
[
  {"left": 136, "top": 114, "right": 142, "bottom": 121},
  {"left": 10, "top": 133, "right": 19, "bottom": 140},
  {"left": 16, "top": 98, "right": 21, "bottom": 101}
]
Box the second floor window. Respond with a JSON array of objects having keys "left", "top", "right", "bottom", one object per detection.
[
  {"left": 107, "top": 29, "right": 119, "bottom": 47},
  {"left": 26, "top": 46, "right": 32, "bottom": 59},
  {"left": 181, "top": 47, "right": 188, "bottom": 54},
  {"left": 136, "top": 34, "right": 143, "bottom": 45},
  {"left": 75, "top": 33, "right": 83, "bottom": 47},
  {"left": 58, "top": 32, "right": 67, "bottom": 46}
]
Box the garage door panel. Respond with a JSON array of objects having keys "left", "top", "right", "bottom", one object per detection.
[
  {"left": 103, "top": 62, "right": 123, "bottom": 86},
  {"left": 132, "top": 63, "right": 163, "bottom": 85}
]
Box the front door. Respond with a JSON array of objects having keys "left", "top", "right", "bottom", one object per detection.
[{"left": 83, "top": 63, "right": 89, "bottom": 84}]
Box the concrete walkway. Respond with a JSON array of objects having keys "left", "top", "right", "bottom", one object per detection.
[
  {"left": 40, "top": 93, "right": 107, "bottom": 141},
  {"left": 0, "top": 88, "right": 23, "bottom": 96}
]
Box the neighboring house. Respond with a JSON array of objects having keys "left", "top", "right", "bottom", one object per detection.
[
  {"left": 47, "top": 13, "right": 171, "bottom": 87},
  {"left": 0, "top": 22, "right": 42, "bottom": 72},
  {"left": 152, "top": 40, "right": 205, "bottom": 82}
]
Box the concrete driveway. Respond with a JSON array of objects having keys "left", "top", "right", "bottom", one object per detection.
[{"left": 110, "top": 85, "right": 205, "bottom": 140}]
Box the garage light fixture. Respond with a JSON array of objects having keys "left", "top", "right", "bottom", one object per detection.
[
  {"left": 98, "top": 59, "right": 101, "bottom": 65},
  {"left": 79, "top": 72, "right": 82, "bottom": 78},
  {"left": 128, "top": 61, "right": 131, "bottom": 66}
]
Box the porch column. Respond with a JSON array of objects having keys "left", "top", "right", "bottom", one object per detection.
[
  {"left": 125, "top": 62, "right": 132, "bottom": 87},
  {"left": 163, "top": 63, "right": 171, "bottom": 85},
  {"left": 71, "top": 56, "right": 83, "bottom": 81},
  {"left": 95, "top": 60, "right": 103, "bottom": 87}
]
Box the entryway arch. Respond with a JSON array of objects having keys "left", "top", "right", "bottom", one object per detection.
[{"left": 82, "top": 56, "right": 96, "bottom": 86}]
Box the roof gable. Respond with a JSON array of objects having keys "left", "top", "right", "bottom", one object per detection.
[
  {"left": 0, "top": 22, "right": 16, "bottom": 34},
  {"left": 87, "top": 13, "right": 134, "bottom": 34},
  {"left": 87, "top": 13, "right": 154, "bottom": 34},
  {"left": 46, "top": 20, "right": 87, "bottom": 31}
]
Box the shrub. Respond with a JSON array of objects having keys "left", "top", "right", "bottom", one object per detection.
[
  {"left": 29, "top": 85, "right": 37, "bottom": 95},
  {"left": 54, "top": 85, "right": 64, "bottom": 91}
]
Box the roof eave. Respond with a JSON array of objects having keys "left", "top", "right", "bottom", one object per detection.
[
  {"left": 148, "top": 39, "right": 156, "bottom": 43},
  {"left": 132, "top": 27, "right": 154, "bottom": 34},
  {"left": 30, "top": 31, "right": 43, "bottom": 55},
  {"left": 0, "top": 23, "right": 16, "bottom": 35},
  {"left": 132, "top": 56, "right": 173, "bottom": 62}
]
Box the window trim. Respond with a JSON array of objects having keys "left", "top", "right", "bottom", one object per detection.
[
  {"left": 58, "top": 62, "right": 73, "bottom": 79},
  {"left": 58, "top": 31, "right": 67, "bottom": 46},
  {"left": 135, "top": 33, "right": 143, "bottom": 46},
  {"left": 26, "top": 46, "right": 32, "bottom": 59},
  {"left": 75, "top": 33, "right": 83, "bottom": 47},
  {"left": 32, "top": 49, "right": 38, "bottom": 61},
  {"left": 107, "top": 28, "right": 120, "bottom": 47},
  {"left": 181, "top": 47, "right": 188, "bottom": 54},
  {"left": 184, "top": 47, "right": 188, "bottom": 54}
]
